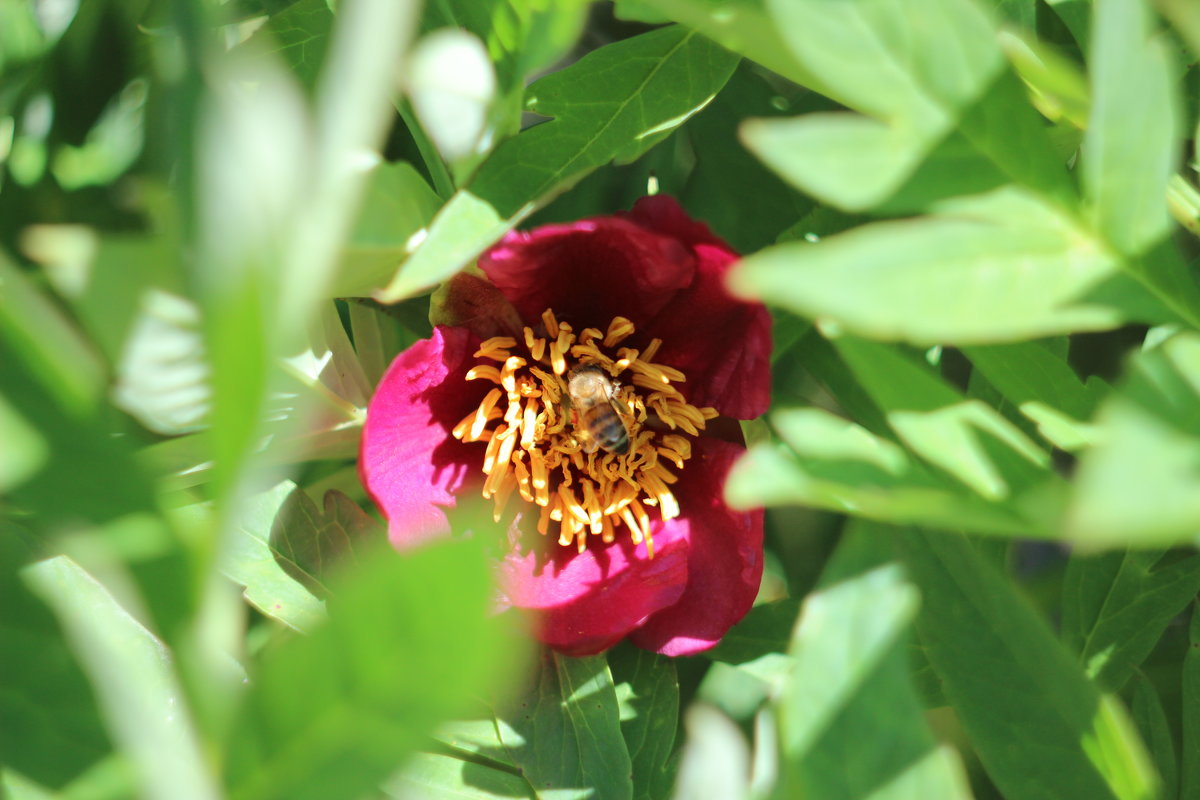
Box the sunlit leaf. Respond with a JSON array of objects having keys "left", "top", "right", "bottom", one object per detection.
[
  {"left": 218, "top": 481, "right": 326, "bottom": 633},
  {"left": 730, "top": 187, "right": 1124, "bottom": 345},
  {"left": 377, "top": 26, "right": 739, "bottom": 300}
]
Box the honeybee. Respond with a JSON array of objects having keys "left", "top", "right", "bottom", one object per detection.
[{"left": 566, "top": 364, "right": 630, "bottom": 455}]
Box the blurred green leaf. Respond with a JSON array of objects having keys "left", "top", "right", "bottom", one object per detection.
[
  {"left": 726, "top": 405, "right": 1050, "bottom": 537},
  {"left": 378, "top": 26, "right": 740, "bottom": 300},
  {"left": 112, "top": 289, "right": 211, "bottom": 436},
  {"left": 776, "top": 523, "right": 971, "bottom": 799},
  {"left": 23, "top": 555, "right": 219, "bottom": 800},
  {"left": 1062, "top": 549, "right": 1200, "bottom": 691},
  {"left": 730, "top": 187, "right": 1124, "bottom": 345},
  {"left": 836, "top": 336, "right": 1060, "bottom": 511},
  {"left": 737, "top": 0, "right": 1070, "bottom": 211},
  {"left": 964, "top": 340, "right": 1108, "bottom": 450},
  {"left": 382, "top": 751, "right": 535, "bottom": 799},
  {"left": 670, "top": 705, "right": 751, "bottom": 800},
  {"left": 492, "top": 653, "right": 633, "bottom": 800},
  {"left": 1082, "top": 0, "right": 1179, "bottom": 258},
  {"left": 0, "top": 393, "right": 47, "bottom": 493},
  {"left": 218, "top": 482, "right": 327, "bottom": 633},
  {"left": 634, "top": 0, "right": 820, "bottom": 93},
  {"left": 331, "top": 160, "right": 442, "bottom": 297},
  {"left": 1156, "top": 0, "right": 1200, "bottom": 59},
  {"left": 0, "top": 252, "right": 103, "bottom": 416},
  {"left": 0, "top": 533, "right": 111, "bottom": 791},
  {"left": 609, "top": 644, "right": 680, "bottom": 800},
  {"left": 1131, "top": 675, "right": 1177, "bottom": 800},
  {"left": 1066, "top": 331, "right": 1200, "bottom": 547},
  {"left": 999, "top": 28, "right": 1090, "bottom": 128},
  {"left": 420, "top": 0, "right": 589, "bottom": 144},
  {"left": 899, "top": 528, "right": 1157, "bottom": 800},
  {"left": 613, "top": 0, "right": 672, "bottom": 24},
  {"left": 250, "top": 0, "right": 335, "bottom": 90},
  {"left": 226, "top": 535, "right": 522, "bottom": 800},
  {"left": 1181, "top": 606, "right": 1200, "bottom": 798}
]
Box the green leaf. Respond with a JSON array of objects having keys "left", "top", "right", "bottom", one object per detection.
[
  {"left": 218, "top": 481, "right": 327, "bottom": 633},
  {"left": 1082, "top": 0, "right": 1179, "bottom": 258},
  {"left": 22, "top": 556, "right": 219, "bottom": 800},
  {"left": 705, "top": 599, "right": 801, "bottom": 665},
  {"left": 0, "top": 532, "right": 111, "bottom": 791},
  {"left": 377, "top": 26, "right": 740, "bottom": 300},
  {"left": 420, "top": 0, "right": 589, "bottom": 112},
  {"left": 899, "top": 528, "right": 1157, "bottom": 800},
  {"left": 381, "top": 751, "right": 535, "bottom": 800},
  {"left": 670, "top": 705, "right": 751, "bottom": 800},
  {"left": 331, "top": 161, "right": 442, "bottom": 297},
  {"left": 725, "top": 406, "right": 1051, "bottom": 538},
  {"left": 1061, "top": 550, "right": 1200, "bottom": 691},
  {"left": 632, "top": 0, "right": 820, "bottom": 91},
  {"left": 1065, "top": 331, "right": 1200, "bottom": 547},
  {"left": 737, "top": 0, "right": 1070, "bottom": 211},
  {"left": 776, "top": 523, "right": 971, "bottom": 799},
  {"left": 609, "top": 644, "right": 680, "bottom": 800},
  {"left": 0, "top": 393, "right": 46, "bottom": 493},
  {"left": 269, "top": 487, "right": 383, "bottom": 596},
  {"left": 251, "top": 0, "right": 334, "bottom": 90},
  {"left": 1181, "top": 605, "right": 1200, "bottom": 799},
  {"left": 963, "top": 340, "right": 1107, "bottom": 450},
  {"left": 226, "top": 535, "right": 523, "bottom": 800},
  {"left": 1131, "top": 675, "right": 1178, "bottom": 800},
  {"left": 678, "top": 63, "right": 815, "bottom": 254},
  {"left": 0, "top": 251, "right": 103, "bottom": 417},
  {"left": 347, "top": 300, "right": 415, "bottom": 388},
  {"left": 730, "top": 187, "right": 1124, "bottom": 345},
  {"left": 835, "top": 337, "right": 1058, "bottom": 504},
  {"left": 493, "top": 653, "right": 633, "bottom": 800}
]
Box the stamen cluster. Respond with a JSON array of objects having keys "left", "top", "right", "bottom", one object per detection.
[{"left": 452, "top": 309, "right": 717, "bottom": 555}]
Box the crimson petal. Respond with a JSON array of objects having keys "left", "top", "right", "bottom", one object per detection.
[
  {"left": 629, "top": 438, "right": 764, "bottom": 656},
  {"left": 478, "top": 216, "right": 695, "bottom": 333}
]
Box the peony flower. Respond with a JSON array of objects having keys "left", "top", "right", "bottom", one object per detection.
[{"left": 359, "top": 196, "right": 770, "bottom": 656}]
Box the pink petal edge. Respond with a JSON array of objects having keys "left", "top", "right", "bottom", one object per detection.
[{"left": 359, "top": 326, "right": 488, "bottom": 548}]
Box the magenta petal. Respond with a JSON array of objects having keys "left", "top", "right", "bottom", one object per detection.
[
  {"left": 478, "top": 217, "right": 695, "bottom": 332},
  {"left": 498, "top": 523, "right": 691, "bottom": 657},
  {"left": 359, "top": 326, "right": 488, "bottom": 548},
  {"left": 629, "top": 439, "right": 764, "bottom": 656}
]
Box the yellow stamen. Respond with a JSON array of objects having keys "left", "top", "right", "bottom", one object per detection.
[{"left": 457, "top": 308, "right": 716, "bottom": 557}]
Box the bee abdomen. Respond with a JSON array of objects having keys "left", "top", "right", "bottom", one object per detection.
[{"left": 587, "top": 408, "right": 630, "bottom": 454}]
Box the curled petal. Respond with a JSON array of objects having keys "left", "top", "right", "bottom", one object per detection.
[
  {"left": 619, "top": 193, "right": 731, "bottom": 250},
  {"left": 359, "top": 326, "right": 488, "bottom": 548},
  {"left": 478, "top": 216, "right": 695, "bottom": 333},
  {"left": 627, "top": 197, "right": 772, "bottom": 419},
  {"left": 498, "top": 521, "right": 691, "bottom": 657},
  {"left": 629, "top": 438, "right": 764, "bottom": 656}
]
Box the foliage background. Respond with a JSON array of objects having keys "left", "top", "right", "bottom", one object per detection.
[{"left": 4, "top": 0, "right": 1200, "bottom": 798}]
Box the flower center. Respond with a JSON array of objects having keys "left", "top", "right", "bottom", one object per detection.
[{"left": 451, "top": 309, "right": 717, "bottom": 556}]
